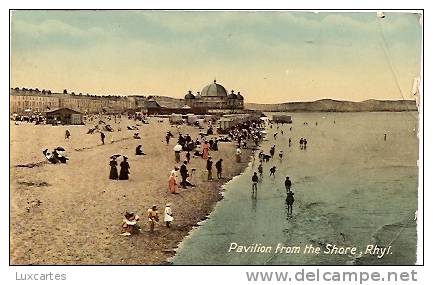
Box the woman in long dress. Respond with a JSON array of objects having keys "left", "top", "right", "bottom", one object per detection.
[
  {"left": 119, "top": 156, "right": 130, "bottom": 180},
  {"left": 109, "top": 157, "right": 118, "bottom": 180},
  {"left": 168, "top": 173, "right": 179, "bottom": 194},
  {"left": 164, "top": 203, "right": 174, "bottom": 228},
  {"left": 202, "top": 141, "right": 210, "bottom": 159}
]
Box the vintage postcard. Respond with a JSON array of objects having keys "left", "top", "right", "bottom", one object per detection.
[{"left": 9, "top": 10, "right": 422, "bottom": 266}]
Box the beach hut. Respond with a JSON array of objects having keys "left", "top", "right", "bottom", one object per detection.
[
  {"left": 203, "top": 114, "right": 214, "bottom": 122},
  {"left": 169, "top": 113, "right": 183, "bottom": 124},
  {"left": 187, "top": 114, "right": 198, "bottom": 125},
  {"left": 46, "top": 108, "right": 84, "bottom": 125}
]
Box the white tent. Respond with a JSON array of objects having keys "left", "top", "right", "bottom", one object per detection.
[
  {"left": 187, "top": 114, "right": 198, "bottom": 125},
  {"left": 169, "top": 113, "right": 183, "bottom": 124}
]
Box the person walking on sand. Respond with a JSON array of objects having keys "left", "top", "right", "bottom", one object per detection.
[
  {"left": 284, "top": 176, "right": 292, "bottom": 193},
  {"left": 279, "top": 150, "right": 284, "bottom": 161},
  {"left": 109, "top": 156, "right": 118, "bottom": 180},
  {"left": 202, "top": 141, "right": 210, "bottom": 160},
  {"left": 384, "top": 133, "right": 387, "bottom": 141},
  {"left": 206, "top": 157, "right": 213, "bottom": 181},
  {"left": 65, "top": 129, "right": 71, "bottom": 140},
  {"left": 180, "top": 161, "right": 188, "bottom": 188},
  {"left": 174, "top": 143, "right": 182, "bottom": 163},
  {"left": 215, "top": 158, "right": 223, "bottom": 179},
  {"left": 286, "top": 191, "right": 295, "bottom": 215},
  {"left": 168, "top": 172, "right": 179, "bottom": 194},
  {"left": 236, "top": 147, "right": 242, "bottom": 163},
  {"left": 147, "top": 205, "right": 159, "bottom": 232},
  {"left": 186, "top": 151, "right": 191, "bottom": 164},
  {"left": 252, "top": 172, "right": 259, "bottom": 197},
  {"left": 100, "top": 132, "right": 106, "bottom": 145},
  {"left": 119, "top": 156, "right": 130, "bottom": 180},
  {"left": 164, "top": 203, "right": 173, "bottom": 228}
]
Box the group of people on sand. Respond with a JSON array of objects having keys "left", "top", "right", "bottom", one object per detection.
[
  {"left": 168, "top": 162, "right": 196, "bottom": 194},
  {"left": 43, "top": 147, "right": 69, "bottom": 164},
  {"left": 121, "top": 203, "right": 174, "bottom": 236},
  {"left": 109, "top": 155, "right": 130, "bottom": 180},
  {"left": 117, "top": 118, "right": 264, "bottom": 236}
]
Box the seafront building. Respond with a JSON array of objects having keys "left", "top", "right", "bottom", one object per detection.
[
  {"left": 184, "top": 80, "right": 244, "bottom": 111},
  {"left": 10, "top": 80, "right": 245, "bottom": 115},
  {"left": 10, "top": 88, "right": 137, "bottom": 114}
]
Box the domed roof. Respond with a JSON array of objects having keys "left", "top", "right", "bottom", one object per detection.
[
  {"left": 236, "top": 91, "right": 244, "bottom": 100},
  {"left": 228, "top": 90, "right": 237, "bottom": 99},
  {"left": 201, "top": 80, "right": 228, "bottom": 97},
  {"left": 185, "top": 90, "right": 195, "bottom": 99}
]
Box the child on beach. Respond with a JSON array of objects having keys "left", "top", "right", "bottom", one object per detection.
[
  {"left": 121, "top": 211, "right": 141, "bottom": 236},
  {"left": 148, "top": 205, "right": 159, "bottom": 232}
]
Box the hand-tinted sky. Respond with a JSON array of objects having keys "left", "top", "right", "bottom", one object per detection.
[{"left": 10, "top": 10, "right": 422, "bottom": 103}]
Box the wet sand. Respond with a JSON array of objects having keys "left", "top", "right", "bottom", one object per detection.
[{"left": 10, "top": 117, "right": 252, "bottom": 264}]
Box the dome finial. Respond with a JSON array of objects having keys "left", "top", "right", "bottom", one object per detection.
[{"left": 213, "top": 78, "right": 217, "bottom": 84}]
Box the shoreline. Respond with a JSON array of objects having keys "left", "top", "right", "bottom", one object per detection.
[{"left": 167, "top": 149, "right": 255, "bottom": 264}]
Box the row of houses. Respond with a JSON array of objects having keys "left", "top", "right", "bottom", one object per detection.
[
  {"left": 10, "top": 81, "right": 248, "bottom": 116},
  {"left": 10, "top": 88, "right": 137, "bottom": 115}
]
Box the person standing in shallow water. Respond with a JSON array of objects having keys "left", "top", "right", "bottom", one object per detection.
[
  {"left": 109, "top": 157, "right": 118, "bottom": 180},
  {"left": 270, "top": 166, "right": 277, "bottom": 177},
  {"left": 286, "top": 191, "right": 295, "bottom": 215},
  {"left": 251, "top": 172, "right": 259, "bottom": 197},
  {"left": 270, "top": 145, "right": 275, "bottom": 158},
  {"left": 119, "top": 156, "right": 130, "bottom": 180},
  {"left": 284, "top": 176, "right": 292, "bottom": 192},
  {"left": 258, "top": 163, "right": 263, "bottom": 178}
]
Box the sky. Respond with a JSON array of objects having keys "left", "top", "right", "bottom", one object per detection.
[{"left": 10, "top": 10, "right": 422, "bottom": 103}]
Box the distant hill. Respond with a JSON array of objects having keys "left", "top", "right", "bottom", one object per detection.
[{"left": 245, "top": 99, "right": 418, "bottom": 112}]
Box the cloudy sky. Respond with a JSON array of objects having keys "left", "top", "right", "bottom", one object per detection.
[{"left": 10, "top": 10, "right": 422, "bottom": 103}]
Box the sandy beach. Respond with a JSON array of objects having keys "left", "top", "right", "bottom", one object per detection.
[{"left": 10, "top": 117, "right": 253, "bottom": 265}]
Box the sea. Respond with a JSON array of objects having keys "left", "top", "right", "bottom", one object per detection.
[{"left": 173, "top": 112, "right": 420, "bottom": 265}]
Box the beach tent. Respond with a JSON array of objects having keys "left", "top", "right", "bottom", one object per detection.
[
  {"left": 203, "top": 115, "right": 214, "bottom": 122},
  {"left": 187, "top": 114, "right": 198, "bottom": 125},
  {"left": 169, "top": 113, "right": 183, "bottom": 124},
  {"left": 197, "top": 119, "right": 206, "bottom": 128}
]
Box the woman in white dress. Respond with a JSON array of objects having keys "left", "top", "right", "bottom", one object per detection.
[{"left": 164, "top": 203, "right": 174, "bottom": 228}]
